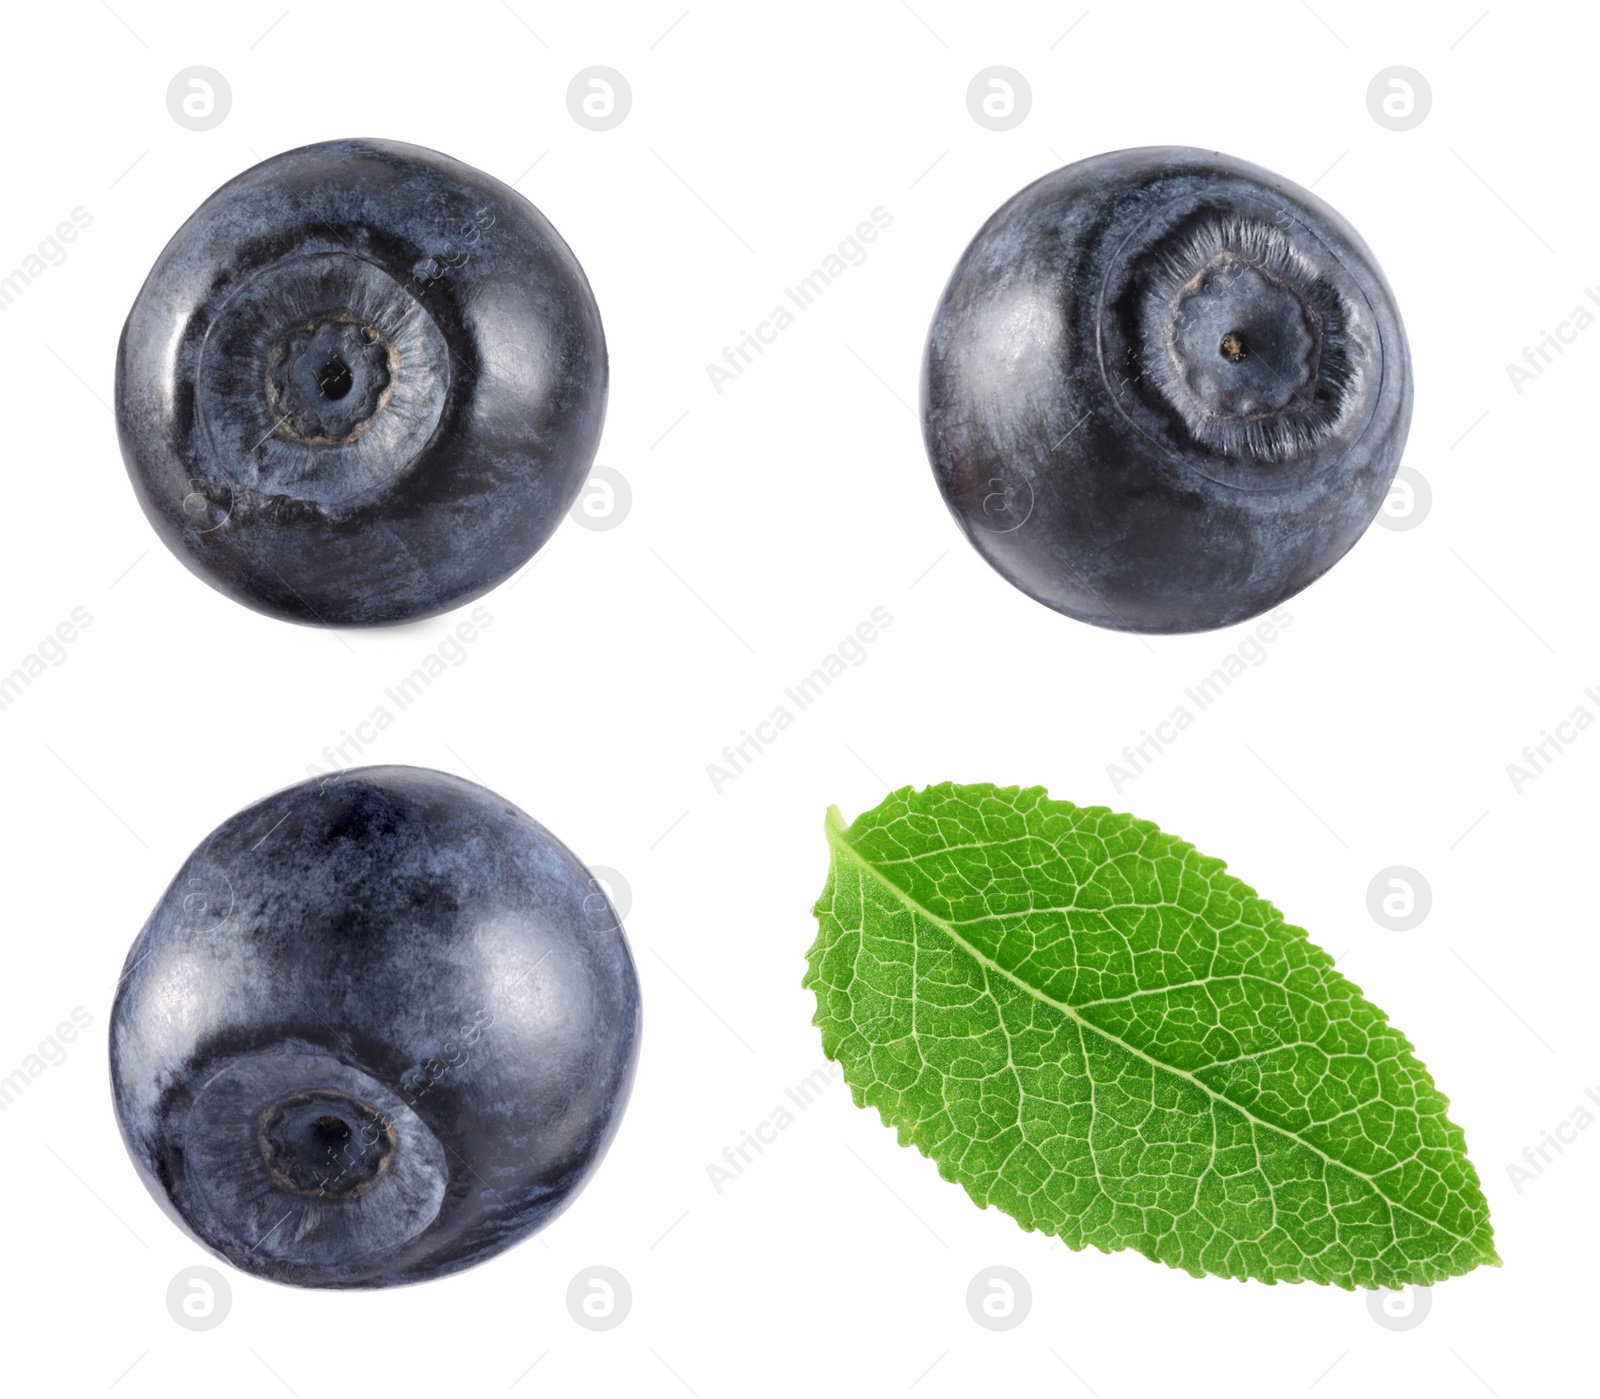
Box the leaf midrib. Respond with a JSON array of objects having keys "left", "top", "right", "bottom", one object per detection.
[{"left": 825, "top": 810, "right": 1487, "bottom": 1255}]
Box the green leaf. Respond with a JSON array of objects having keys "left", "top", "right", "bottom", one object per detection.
[{"left": 805, "top": 784, "right": 1498, "bottom": 1289}]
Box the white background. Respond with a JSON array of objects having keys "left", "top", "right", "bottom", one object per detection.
[{"left": 0, "top": 2, "right": 1593, "bottom": 1395}]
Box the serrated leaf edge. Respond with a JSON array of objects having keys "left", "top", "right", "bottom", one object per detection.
[{"left": 804, "top": 784, "right": 1501, "bottom": 1289}]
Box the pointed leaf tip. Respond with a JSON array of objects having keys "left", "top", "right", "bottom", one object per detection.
[{"left": 805, "top": 783, "right": 1497, "bottom": 1289}]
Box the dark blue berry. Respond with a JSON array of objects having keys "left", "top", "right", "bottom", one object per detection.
[
  {"left": 922, "top": 146, "right": 1412, "bottom": 633},
  {"left": 116, "top": 139, "right": 607, "bottom": 626},
  {"left": 109, "top": 766, "right": 640, "bottom": 1289}
]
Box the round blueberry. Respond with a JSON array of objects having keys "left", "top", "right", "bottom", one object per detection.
[
  {"left": 115, "top": 138, "right": 607, "bottom": 626},
  {"left": 922, "top": 146, "right": 1412, "bottom": 633},
  {"left": 109, "top": 766, "right": 640, "bottom": 1289}
]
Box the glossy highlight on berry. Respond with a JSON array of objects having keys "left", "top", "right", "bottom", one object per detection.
[
  {"left": 921, "top": 146, "right": 1413, "bottom": 634},
  {"left": 115, "top": 138, "right": 608, "bottom": 626},
  {"left": 109, "top": 766, "right": 641, "bottom": 1289}
]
